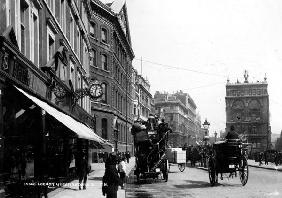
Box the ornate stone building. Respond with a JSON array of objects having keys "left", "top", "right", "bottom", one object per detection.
[
  {"left": 85, "top": 0, "right": 135, "bottom": 153},
  {"left": 225, "top": 71, "right": 271, "bottom": 152}
]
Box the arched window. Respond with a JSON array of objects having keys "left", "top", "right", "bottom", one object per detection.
[
  {"left": 101, "top": 28, "right": 107, "bottom": 43},
  {"left": 248, "top": 100, "right": 261, "bottom": 120},
  {"left": 101, "top": 118, "right": 108, "bottom": 139},
  {"left": 232, "top": 100, "right": 244, "bottom": 121},
  {"left": 101, "top": 54, "right": 108, "bottom": 70},
  {"left": 89, "top": 49, "right": 96, "bottom": 67},
  {"left": 90, "top": 22, "right": 96, "bottom": 36},
  {"left": 101, "top": 83, "right": 107, "bottom": 103}
]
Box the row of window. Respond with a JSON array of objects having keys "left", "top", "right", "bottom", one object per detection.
[
  {"left": 90, "top": 22, "right": 109, "bottom": 44},
  {"left": 89, "top": 50, "right": 108, "bottom": 71},
  {"left": 113, "top": 34, "right": 127, "bottom": 67},
  {"left": 113, "top": 89, "right": 131, "bottom": 116},
  {"left": 6, "top": 0, "right": 91, "bottom": 114}
]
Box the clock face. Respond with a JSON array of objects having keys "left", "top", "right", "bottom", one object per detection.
[{"left": 89, "top": 83, "right": 103, "bottom": 98}]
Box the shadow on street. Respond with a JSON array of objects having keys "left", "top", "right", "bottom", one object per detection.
[{"left": 174, "top": 180, "right": 211, "bottom": 189}]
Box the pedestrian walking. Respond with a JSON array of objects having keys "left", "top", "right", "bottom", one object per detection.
[
  {"left": 102, "top": 154, "right": 121, "bottom": 198},
  {"left": 77, "top": 153, "right": 89, "bottom": 190},
  {"left": 118, "top": 157, "right": 126, "bottom": 189},
  {"left": 125, "top": 151, "right": 130, "bottom": 163},
  {"left": 259, "top": 152, "right": 263, "bottom": 166},
  {"left": 264, "top": 151, "right": 268, "bottom": 165}
]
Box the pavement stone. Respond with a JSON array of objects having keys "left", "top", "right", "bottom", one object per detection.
[{"left": 48, "top": 157, "right": 135, "bottom": 198}]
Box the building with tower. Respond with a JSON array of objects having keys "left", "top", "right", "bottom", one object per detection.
[{"left": 225, "top": 71, "right": 271, "bottom": 153}]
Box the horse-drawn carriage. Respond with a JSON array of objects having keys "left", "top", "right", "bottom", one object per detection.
[
  {"left": 131, "top": 116, "right": 171, "bottom": 182},
  {"left": 208, "top": 139, "right": 249, "bottom": 186}
]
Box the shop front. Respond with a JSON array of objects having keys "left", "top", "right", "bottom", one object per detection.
[{"left": 0, "top": 34, "right": 108, "bottom": 197}]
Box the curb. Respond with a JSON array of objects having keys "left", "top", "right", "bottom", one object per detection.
[
  {"left": 248, "top": 164, "right": 282, "bottom": 172},
  {"left": 197, "top": 165, "right": 282, "bottom": 172}
]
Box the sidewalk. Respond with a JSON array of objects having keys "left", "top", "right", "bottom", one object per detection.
[
  {"left": 48, "top": 157, "right": 135, "bottom": 198},
  {"left": 196, "top": 160, "right": 282, "bottom": 172},
  {"left": 247, "top": 160, "right": 282, "bottom": 171}
]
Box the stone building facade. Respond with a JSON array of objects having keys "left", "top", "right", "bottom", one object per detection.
[
  {"left": 0, "top": 0, "right": 109, "bottom": 196},
  {"left": 275, "top": 131, "right": 282, "bottom": 151},
  {"left": 131, "top": 69, "right": 152, "bottom": 121},
  {"left": 154, "top": 91, "right": 200, "bottom": 147},
  {"left": 85, "top": 0, "right": 135, "bottom": 153},
  {"left": 225, "top": 71, "right": 271, "bottom": 153}
]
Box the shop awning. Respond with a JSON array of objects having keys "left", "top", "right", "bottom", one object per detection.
[{"left": 15, "top": 86, "right": 110, "bottom": 145}]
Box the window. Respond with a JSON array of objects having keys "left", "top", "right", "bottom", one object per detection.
[
  {"left": 70, "top": 15, "right": 74, "bottom": 49},
  {"left": 115, "top": 90, "right": 118, "bottom": 108},
  {"left": 133, "top": 104, "right": 136, "bottom": 115},
  {"left": 89, "top": 50, "right": 96, "bottom": 67},
  {"left": 57, "top": 62, "right": 67, "bottom": 81},
  {"left": 20, "top": 1, "right": 28, "bottom": 55},
  {"left": 31, "top": 8, "right": 39, "bottom": 67},
  {"left": 76, "top": 28, "right": 80, "bottom": 58},
  {"left": 101, "top": 54, "right": 108, "bottom": 70},
  {"left": 47, "top": 27, "right": 55, "bottom": 62},
  {"left": 6, "top": 0, "right": 11, "bottom": 27},
  {"left": 90, "top": 23, "right": 96, "bottom": 36},
  {"left": 82, "top": 40, "right": 88, "bottom": 69},
  {"left": 70, "top": 61, "right": 75, "bottom": 86},
  {"left": 101, "top": 28, "right": 107, "bottom": 43},
  {"left": 101, "top": 118, "right": 108, "bottom": 139},
  {"left": 47, "top": 0, "right": 55, "bottom": 13},
  {"left": 101, "top": 83, "right": 107, "bottom": 103},
  {"left": 77, "top": 71, "right": 81, "bottom": 105},
  {"left": 60, "top": 0, "right": 66, "bottom": 33}
]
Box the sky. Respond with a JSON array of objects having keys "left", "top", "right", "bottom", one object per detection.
[{"left": 123, "top": 0, "right": 282, "bottom": 135}]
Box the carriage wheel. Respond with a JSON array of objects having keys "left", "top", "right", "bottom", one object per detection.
[
  {"left": 239, "top": 156, "right": 249, "bottom": 186},
  {"left": 208, "top": 157, "right": 218, "bottom": 186},
  {"left": 178, "top": 163, "right": 186, "bottom": 172},
  {"left": 162, "top": 160, "right": 169, "bottom": 182}
]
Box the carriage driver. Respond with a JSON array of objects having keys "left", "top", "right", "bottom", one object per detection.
[{"left": 225, "top": 125, "right": 239, "bottom": 140}]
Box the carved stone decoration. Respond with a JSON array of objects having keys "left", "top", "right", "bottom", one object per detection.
[
  {"left": 53, "top": 84, "right": 66, "bottom": 98},
  {"left": 1, "top": 51, "right": 9, "bottom": 71}
]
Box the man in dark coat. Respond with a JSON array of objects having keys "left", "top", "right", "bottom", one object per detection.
[
  {"left": 225, "top": 125, "right": 239, "bottom": 140},
  {"left": 77, "top": 153, "right": 88, "bottom": 190},
  {"left": 103, "top": 154, "right": 121, "bottom": 198}
]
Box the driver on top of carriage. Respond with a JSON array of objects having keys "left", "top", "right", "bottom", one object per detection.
[{"left": 225, "top": 125, "right": 239, "bottom": 140}]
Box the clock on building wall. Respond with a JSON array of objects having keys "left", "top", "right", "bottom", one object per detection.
[{"left": 89, "top": 80, "right": 103, "bottom": 99}]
